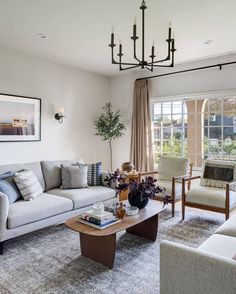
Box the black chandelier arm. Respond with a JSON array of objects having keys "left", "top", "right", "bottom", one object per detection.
[
  {"left": 113, "top": 60, "right": 140, "bottom": 66},
  {"left": 110, "top": 44, "right": 139, "bottom": 66},
  {"left": 119, "top": 64, "right": 141, "bottom": 71},
  {"left": 151, "top": 48, "right": 175, "bottom": 68},
  {"left": 145, "top": 66, "right": 154, "bottom": 72},
  {"left": 147, "top": 39, "right": 173, "bottom": 66},
  {"left": 132, "top": 38, "right": 142, "bottom": 63}
]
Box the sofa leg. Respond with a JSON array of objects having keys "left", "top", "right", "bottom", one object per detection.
[{"left": 0, "top": 242, "right": 3, "bottom": 255}]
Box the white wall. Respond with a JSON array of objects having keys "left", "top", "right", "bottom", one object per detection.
[
  {"left": 109, "top": 53, "right": 236, "bottom": 169},
  {"left": 0, "top": 48, "right": 110, "bottom": 168}
]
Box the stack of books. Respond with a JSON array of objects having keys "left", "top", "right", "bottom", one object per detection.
[{"left": 78, "top": 210, "right": 121, "bottom": 230}]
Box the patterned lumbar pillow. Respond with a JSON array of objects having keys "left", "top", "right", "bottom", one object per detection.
[
  {"left": 14, "top": 169, "right": 43, "bottom": 201},
  {"left": 61, "top": 164, "right": 88, "bottom": 189},
  {"left": 200, "top": 160, "right": 236, "bottom": 191},
  {"left": 87, "top": 162, "right": 102, "bottom": 186},
  {"left": 0, "top": 171, "right": 22, "bottom": 204}
]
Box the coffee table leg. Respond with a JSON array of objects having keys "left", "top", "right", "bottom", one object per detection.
[
  {"left": 80, "top": 233, "right": 116, "bottom": 269},
  {"left": 126, "top": 214, "right": 158, "bottom": 241}
]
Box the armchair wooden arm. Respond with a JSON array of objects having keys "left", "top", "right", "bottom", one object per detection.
[
  {"left": 139, "top": 171, "right": 159, "bottom": 176},
  {"left": 138, "top": 171, "right": 159, "bottom": 182},
  {"left": 173, "top": 174, "right": 190, "bottom": 180},
  {"left": 225, "top": 181, "right": 236, "bottom": 219},
  {"left": 228, "top": 180, "right": 236, "bottom": 188},
  {"left": 183, "top": 175, "right": 201, "bottom": 182}
]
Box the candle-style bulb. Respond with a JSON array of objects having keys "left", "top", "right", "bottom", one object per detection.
[{"left": 59, "top": 106, "right": 64, "bottom": 114}]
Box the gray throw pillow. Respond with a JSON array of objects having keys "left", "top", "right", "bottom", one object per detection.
[
  {"left": 61, "top": 164, "right": 88, "bottom": 189},
  {"left": 0, "top": 171, "right": 22, "bottom": 204},
  {"left": 14, "top": 169, "right": 43, "bottom": 201}
]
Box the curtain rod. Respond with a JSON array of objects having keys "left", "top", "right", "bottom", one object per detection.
[{"left": 136, "top": 60, "right": 236, "bottom": 81}]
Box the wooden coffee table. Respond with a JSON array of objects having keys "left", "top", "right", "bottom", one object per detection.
[{"left": 65, "top": 199, "right": 164, "bottom": 268}]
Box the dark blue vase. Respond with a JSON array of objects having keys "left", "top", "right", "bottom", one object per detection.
[{"left": 128, "top": 190, "right": 149, "bottom": 209}]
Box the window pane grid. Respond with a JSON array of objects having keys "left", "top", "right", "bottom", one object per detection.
[{"left": 152, "top": 98, "right": 236, "bottom": 168}]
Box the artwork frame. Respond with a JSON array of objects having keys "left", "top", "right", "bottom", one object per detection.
[{"left": 0, "top": 93, "right": 41, "bottom": 142}]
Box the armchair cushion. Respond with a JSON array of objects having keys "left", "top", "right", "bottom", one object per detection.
[
  {"left": 200, "top": 160, "right": 236, "bottom": 191},
  {"left": 157, "top": 156, "right": 189, "bottom": 182},
  {"left": 186, "top": 186, "right": 236, "bottom": 208},
  {"left": 215, "top": 213, "right": 236, "bottom": 237},
  {"left": 198, "top": 234, "right": 236, "bottom": 260},
  {"left": 156, "top": 179, "right": 182, "bottom": 198}
]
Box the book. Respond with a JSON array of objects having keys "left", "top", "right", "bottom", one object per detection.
[
  {"left": 84, "top": 210, "right": 113, "bottom": 220},
  {"left": 77, "top": 217, "right": 121, "bottom": 230},
  {"left": 81, "top": 215, "right": 116, "bottom": 225}
]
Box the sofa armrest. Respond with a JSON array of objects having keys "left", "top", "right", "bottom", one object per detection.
[
  {"left": 160, "top": 240, "right": 236, "bottom": 294},
  {"left": 0, "top": 192, "right": 9, "bottom": 241}
]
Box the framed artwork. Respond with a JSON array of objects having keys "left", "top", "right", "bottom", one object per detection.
[{"left": 0, "top": 93, "right": 41, "bottom": 142}]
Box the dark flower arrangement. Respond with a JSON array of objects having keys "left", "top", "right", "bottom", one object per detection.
[{"left": 105, "top": 169, "right": 168, "bottom": 206}]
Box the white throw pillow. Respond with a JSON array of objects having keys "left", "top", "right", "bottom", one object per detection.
[{"left": 14, "top": 169, "right": 43, "bottom": 201}]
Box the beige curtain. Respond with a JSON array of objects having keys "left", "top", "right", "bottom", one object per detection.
[{"left": 130, "top": 79, "right": 154, "bottom": 172}]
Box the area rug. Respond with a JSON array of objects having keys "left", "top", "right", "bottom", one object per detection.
[{"left": 0, "top": 204, "right": 224, "bottom": 294}]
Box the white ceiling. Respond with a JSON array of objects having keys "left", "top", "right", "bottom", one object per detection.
[{"left": 0, "top": 0, "right": 236, "bottom": 77}]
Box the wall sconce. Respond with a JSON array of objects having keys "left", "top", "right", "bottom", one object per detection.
[{"left": 55, "top": 106, "right": 65, "bottom": 123}]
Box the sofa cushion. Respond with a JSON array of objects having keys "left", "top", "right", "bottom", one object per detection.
[
  {"left": 157, "top": 156, "right": 189, "bottom": 182},
  {"left": 198, "top": 234, "right": 236, "bottom": 260},
  {"left": 0, "top": 162, "right": 45, "bottom": 191},
  {"left": 47, "top": 186, "right": 116, "bottom": 209},
  {"left": 215, "top": 213, "right": 236, "bottom": 237},
  {"left": 7, "top": 193, "right": 73, "bottom": 229},
  {"left": 41, "top": 159, "right": 83, "bottom": 191},
  {"left": 0, "top": 171, "right": 22, "bottom": 204},
  {"left": 61, "top": 164, "right": 88, "bottom": 189},
  {"left": 14, "top": 169, "right": 43, "bottom": 201},
  {"left": 185, "top": 186, "right": 236, "bottom": 208},
  {"left": 155, "top": 179, "right": 182, "bottom": 197}
]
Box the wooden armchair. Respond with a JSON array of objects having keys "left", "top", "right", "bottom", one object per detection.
[
  {"left": 182, "top": 160, "right": 236, "bottom": 220},
  {"left": 139, "top": 156, "right": 193, "bottom": 217}
]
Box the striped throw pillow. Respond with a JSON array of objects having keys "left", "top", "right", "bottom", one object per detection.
[
  {"left": 14, "top": 169, "right": 43, "bottom": 201},
  {"left": 87, "top": 162, "right": 102, "bottom": 186}
]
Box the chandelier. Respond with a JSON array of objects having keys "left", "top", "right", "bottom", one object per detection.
[{"left": 109, "top": 0, "right": 176, "bottom": 72}]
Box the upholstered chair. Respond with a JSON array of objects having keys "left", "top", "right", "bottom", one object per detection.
[
  {"left": 139, "top": 156, "right": 192, "bottom": 217},
  {"left": 182, "top": 160, "right": 236, "bottom": 220}
]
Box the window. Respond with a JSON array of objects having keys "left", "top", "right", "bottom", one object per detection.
[{"left": 151, "top": 97, "right": 236, "bottom": 168}]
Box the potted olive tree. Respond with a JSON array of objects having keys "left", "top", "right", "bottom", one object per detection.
[{"left": 94, "top": 102, "right": 126, "bottom": 171}]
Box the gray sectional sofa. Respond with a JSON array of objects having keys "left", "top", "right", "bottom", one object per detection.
[{"left": 0, "top": 160, "right": 116, "bottom": 254}]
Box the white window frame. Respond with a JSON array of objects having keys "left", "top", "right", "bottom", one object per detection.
[{"left": 151, "top": 89, "right": 236, "bottom": 169}]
